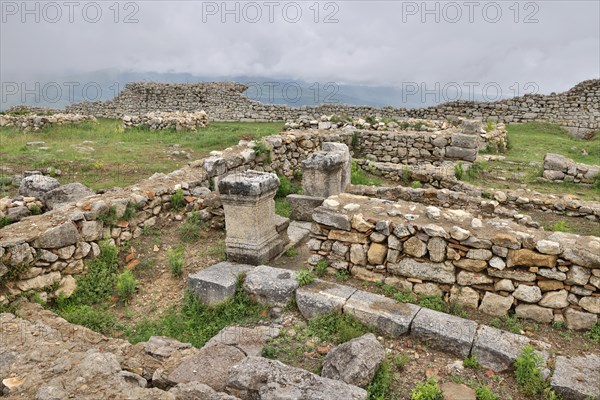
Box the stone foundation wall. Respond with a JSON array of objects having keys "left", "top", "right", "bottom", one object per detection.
[
  {"left": 122, "top": 111, "right": 209, "bottom": 131},
  {"left": 62, "top": 80, "right": 600, "bottom": 134},
  {"left": 0, "top": 113, "right": 97, "bottom": 131},
  {"left": 542, "top": 153, "right": 599, "bottom": 184},
  {"left": 307, "top": 194, "right": 600, "bottom": 329},
  {"left": 266, "top": 122, "right": 487, "bottom": 178},
  {"left": 0, "top": 143, "right": 268, "bottom": 304}
]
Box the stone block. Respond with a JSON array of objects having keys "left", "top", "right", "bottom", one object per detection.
[
  {"left": 411, "top": 307, "right": 478, "bottom": 358},
  {"left": 343, "top": 289, "right": 421, "bottom": 337},
  {"left": 296, "top": 279, "right": 357, "bottom": 319},
  {"left": 551, "top": 355, "right": 600, "bottom": 400},
  {"left": 287, "top": 194, "right": 324, "bottom": 222},
  {"left": 243, "top": 265, "right": 298, "bottom": 307},
  {"left": 187, "top": 262, "right": 254, "bottom": 306}
]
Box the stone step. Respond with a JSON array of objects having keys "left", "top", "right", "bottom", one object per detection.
[{"left": 187, "top": 262, "right": 254, "bottom": 306}]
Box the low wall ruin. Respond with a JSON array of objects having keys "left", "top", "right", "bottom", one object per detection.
[
  {"left": 0, "top": 113, "right": 97, "bottom": 131},
  {"left": 307, "top": 193, "right": 599, "bottom": 329},
  {"left": 543, "top": 153, "right": 599, "bottom": 184}
]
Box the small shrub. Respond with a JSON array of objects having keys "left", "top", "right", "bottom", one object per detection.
[
  {"left": 476, "top": 385, "right": 500, "bottom": 400},
  {"left": 551, "top": 321, "right": 566, "bottom": 330},
  {"left": 0, "top": 216, "right": 10, "bottom": 229},
  {"left": 449, "top": 302, "right": 468, "bottom": 318},
  {"left": 116, "top": 270, "right": 137, "bottom": 304},
  {"left": 418, "top": 296, "right": 447, "bottom": 312},
  {"left": 168, "top": 246, "right": 185, "bottom": 278},
  {"left": 277, "top": 175, "right": 292, "bottom": 198},
  {"left": 551, "top": 220, "right": 571, "bottom": 233},
  {"left": 179, "top": 211, "right": 206, "bottom": 242},
  {"left": 97, "top": 205, "right": 118, "bottom": 227},
  {"left": 464, "top": 354, "right": 480, "bottom": 369},
  {"left": 584, "top": 322, "right": 600, "bottom": 343},
  {"left": 351, "top": 132, "right": 360, "bottom": 151},
  {"left": 351, "top": 161, "right": 383, "bottom": 186},
  {"left": 466, "top": 161, "right": 486, "bottom": 180},
  {"left": 411, "top": 181, "right": 422, "bottom": 189},
  {"left": 170, "top": 189, "right": 186, "bottom": 211},
  {"left": 285, "top": 247, "right": 299, "bottom": 257},
  {"left": 393, "top": 353, "right": 411, "bottom": 371},
  {"left": 315, "top": 259, "right": 329, "bottom": 277},
  {"left": 485, "top": 121, "right": 496, "bottom": 132},
  {"left": 490, "top": 313, "right": 522, "bottom": 334},
  {"left": 122, "top": 202, "right": 138, "bottom": 221},
  {"left": 296, "top": 269, "right": 314, "bottom": 287},
  {"left": 394, "top": 291, "right": 416, "bottom": 304},
  {"left": 402, "top": 166, "right": 411, "bottom": 182},
  {"left": 335, "top": 269, "right": 350, "bottom": 281},
  {"left": 29, "top": 204, "right": 42, "bottom": 215},
  {"left": 307, "top": 312, "right": 370, "bottom": 343},
  {"left": 454, "top": 162, "right": 465, "bottom": 180},
  {"left": 514, "top": 344, "right": 546, "bottom": 396},
  {"left": 411, "top": 377, "right": 444, "bottom": 400},
  {"left": 366, "top": 360, "right": 392, "bottom": 400},
  {"left": 261, "top": 344, "right": 278, "bottom": 359}
]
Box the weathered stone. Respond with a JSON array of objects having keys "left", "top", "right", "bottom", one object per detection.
[
  {"left": 288, "top": 194, "right": 325, "bottom": 222},
  {"left": 16, "top": 271, "right": 61, "bottom": 291},
  {"left": 321, "top": 333, "right": 384, "bottom": 388},
  {"left": 367, "top": 243, "right": 387, "bottom": 265},
  {"left": 513, "top": 285, "right": 543, "bottom": 303},
  {"left": 507, "top": 249, "right": 557, "bottom": 268},
  {"left": 445, "top": 146, "right": 477, "bottom": 162},
  {"left": 81, "top": 221, "right": 104, "bottom": 242},
  {"left": 349, "top": 244, "right": 367, "bottom": 266},
  {"left": 35, "top": 222, "right": 79, "bottom": 249},
  {"left": 450, "top": 226, "right": 470, "bottom": 241},
  {"left": 427, "top": 237, "right": 446, "bottom": 262},
  {"left": 456, "top": 271, "right": 493, "bottom": 286},
  {"left": 449, "top": 286, "right": 480, "bottom": 309},
  {"left": 168, "top": 343, "right": 246, "bottom": 391},
  {"left": 453, "top": 259, "right": 487, "bottom": 272},
  {"left": 488, "top": 256, "right": 506, "bottom": 270},
  {"left": 579, "top": 296, "right": 600, "bottom": 314},
  {"left": 460, "top": 236, "right": 492, "bottom": 249},
  {"left": 296, "top": 279, "right": 357, "bottom": 319},
  {"left": 393, "top": 223, "right": 411, "bottom": 238},
  {"left": 389, "top": 258, "right": 455, "bottom": 284},
  {"left": 422, "top": 224, "right": 446, "bottom": 238},
  {"left": 413, "top": 282, "right": 442, "bottom": 297},
  {"left": 551, "top": 354, "right": 600, "bottom": 400},
  {"left": 440, "top": 382, "right": 476, "bottom": 400},
  {"left": 539, "top": 290, "right": 569, "bottom": 309},
  {"left": 55, "top": 275, "right": 77, "bottom": 298},
  {"left": 188, "top": 262, "right": 254, "bottom": 305},
  {"left": 402, "top": 236, "right": 427, "bottom": 258},
  {"left": 565, "top": 265, "right": 591, "bottom": 286},
  {"left": 169, "top": 382, "right": 240, "bottom": 400},
  {"left": 411, "top": 308, "right": 477, "bottom": 358},
  {"left": 538, "top": 280, "right": 564, "bottom": 292},
  {"left": 350, "top": 266, "right": 384, "bottom": 283},
  {"left": 44, "top": 183, "right": 94, "bottom": 210},
  {"left": 6, "top": 242, "right": 34, "bottom": 265},
  {"left": 488, "top": 268, "right": 536, "bottom": 282},
  {"left": 18, "top": 175, "right": 60, "bottom": 198},
  {"left": 472, "top": 325, "right": 549, "bottom": 372},
  {"left": 243, "top": 265, "right": 298, "bottom": 307},
  {"left": 227, "top": 357, "right": 367, "bottom": 400},
  {"left": 343, "top": 289, "right": 420, "bottom": 336},
  {"left": 313, "top": 209, "right": 351, "bottom": 231},
  {"left": 328, "top": 230, "right": 368, "bottom": 244},
  {"left": 535, "top": 240, "right": 561, "bottom": 255},
  {"left": 479, "top": 293, "right": 513, "bottom": 316},
  {"left": 537, "top": 268, "right": 567, "bottom": 281},
  {"left": 495, "top": 279, "right": 515, "bottom": 292},
  {"left": 515, "top": 304, "right": 553, "bottom": 323},
  {"left": 491, "top": 233, "right": 520, "bottom": 249},
  {"left": 205, "top": 325, "right": 280, "bottom": 357},
  {"left": 351, "top": 214, "right": 374, "bottom": 233},
  {"left": 564, "top": 308, "right": 598, "bottom": 330},
  {"left": 562, "top": 245, "right": 600, "bottom": 269}
]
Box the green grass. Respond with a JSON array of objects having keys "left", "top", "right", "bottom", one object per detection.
[
  {"left": 490, "top": 314, "right": 523, "bottom": 334},
  {"left": 285, "top": 247, "right": 299, "bottom": 257},
  {"left": 179, "top": 211, "right": 207, "bottom": 242},
  {"left": 275, "top": 198, "right": 292, "bottom": 218},
  {"left": 351, "top": 161, "right": 383, "bottom": 186},
  {"left": 167, "top": 245, "right": 185, "bottom": 278},
  {"left": 584, "top": 322, "right": 600, "bottom": 343},
  {"left": 464, "top": 354, "right": 481, "bottom": 369},
  {"left": 418, "top": 296, "right": 447, "bottom": 312},
  {"left": 367, "top": 360, "right": 393, "bottom": 400},
  {"left": 315, "top": 259, "right": 329, "bottom": 277},
  {"left": 296, "top": 269, "right": 315, "bottom": 287},
  {"left": 125, "top": 283, "right": 266, "bottom": 348},
  {"left": 411, "top": 377, "right": 443, "bottom": 400},
  {"left": 476, "top": 385, "right": 500, "bottom": 400},
  {"left": 0, "top": 119, "right": 283, "bottom": 191},
  {"left": 170, "top": 189, "right": 186, "bottom": 211},
  {"left": 550, "top": 220, "right": 572, "bottom": 233},
  {"left": 514, "top": 344, "right": 547, "bottom": 397}
]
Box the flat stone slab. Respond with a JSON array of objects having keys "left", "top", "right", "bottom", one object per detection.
[
  {"left": 204, "top": 325, "right": 281, "bottom": 357},
  {"left": 411, "top": 308, "right": 478, "bottom": 358},
  {"left": 227, "top": 357, "right": 367, "bottom": 400},
  {"left": 471, "top": 325, "right": 550, "bottom": 372},
  {"left": 243, "top": 265, "right": 298, "bottom": 307},
  {"left": 287, "top": 221, "right": 312, "bottom": 246},
  {"left": 296, "top": 279, "right": 357, "bottom": 319},
  {"left": 343, "top": 289, "right": 421, "bottom": 337},
  {"left": 287, "top": 194, "right": 325, "bottom": 222},
  {"left": 551, "top": 354, "right": 600, "bottom": 400},
  {"left": 188, "top": 262, "right": 254, "bottom": 306}
]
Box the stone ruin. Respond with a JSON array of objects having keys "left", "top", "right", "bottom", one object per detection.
[
  {"left": 122, "top": 110, "right": 209, "bottom": 131},
  {"left": 0, "top": 113, "right": 96, "bottom": 131}
]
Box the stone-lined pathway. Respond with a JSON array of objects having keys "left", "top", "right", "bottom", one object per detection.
[{"left": 189, "top": 261, "right": 600, "bottom": 400}]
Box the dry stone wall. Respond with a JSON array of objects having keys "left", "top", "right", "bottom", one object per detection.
[
  {"left": 122, "top": 111, "right": 209, "bottom": 131},
  {"left": 542, "top": 153, "right": 599, "bottom": 184},
  {"left": 63, "top": 80, "right": 600, "bottom": 135},
  {"left": 0, "top": 113, "right": 97, "bottom": 131},
  {"left": 307, "top": 193, "right": 600, "bottom": 329}
]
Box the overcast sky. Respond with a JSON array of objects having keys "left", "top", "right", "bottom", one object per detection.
[{"left": 1, "top": 0, "right": 599, "bottom": 100}]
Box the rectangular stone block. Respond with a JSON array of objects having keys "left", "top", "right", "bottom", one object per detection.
[
  {"left": 343, "top": 289, "right": 421, "bottom": 337},
  {"left": 411, "top": 308, "right": 478, "bottom": 358},
  {"left": 471, "top": 325, "right": 550, "bottom": 372},
  {"left": 296, "top": 279, "right": 357, "bottom": 319},
  {"left": 287, "top": 194, "right": 324, "bottom": 222},
  {"left": 188, "top": 262, "right": 254, "bottom": 306}
]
